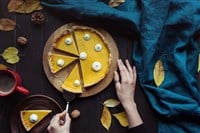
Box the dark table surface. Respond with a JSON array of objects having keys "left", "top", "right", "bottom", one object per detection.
[{"left": 0, "top": 1, "right": 158, "bottom": 133}]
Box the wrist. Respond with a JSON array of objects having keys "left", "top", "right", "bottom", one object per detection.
[{"left": 121, "top": 99, "right": 136, "bottom": 110}]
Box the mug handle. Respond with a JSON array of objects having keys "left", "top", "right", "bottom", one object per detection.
[{"left": 16, "top": 86, "right": 29, "bottom": 95}]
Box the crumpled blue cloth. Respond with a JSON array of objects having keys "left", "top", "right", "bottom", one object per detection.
[{"left": 41, "top": 0, "right": 200, "bottom": 132}]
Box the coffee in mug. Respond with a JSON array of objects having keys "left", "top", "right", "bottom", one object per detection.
[{"left": 0, "top": 69, "right": 29, "bottom": 96}]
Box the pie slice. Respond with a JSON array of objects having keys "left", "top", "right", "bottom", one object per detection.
[
  {"left": 20, "top": 110, "right": 52, "bottom": 132},
  {"left": 61, "top": 63, "right": 83, "bottom": 93},
  {"left": 53, "top": 32, "right": 79, "bottom": 56},
  {"left": 48, "top": 53, "right": 78, "bottom": 73},
  {"left": 74, "top": 28, "right": 111, "bottom": 87}
]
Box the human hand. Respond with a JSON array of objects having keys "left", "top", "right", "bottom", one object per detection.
[
  {"left": 47, "top": 110, "right": 71, "bottom": 133},
  {"left": 114, "top": 59, "right": 137, "bottom": 109},
  {"left": 114, "top": 59, "right": 143, "bottom": 128}
]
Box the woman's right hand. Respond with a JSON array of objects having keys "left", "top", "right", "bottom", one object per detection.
[{"left": 47, "top": 110, "right": 71, "bottom": 133}]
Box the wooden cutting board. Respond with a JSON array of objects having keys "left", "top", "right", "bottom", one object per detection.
[
  {"left": 10, "top": 95, "right": 62, "bottom": 133},
  {"left": 43, "top": 23, "right": 119, "bottom": 97}
]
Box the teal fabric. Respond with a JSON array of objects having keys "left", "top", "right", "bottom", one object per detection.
[{"left": 41, "top": 0, "right": 200, "bottom": 132}]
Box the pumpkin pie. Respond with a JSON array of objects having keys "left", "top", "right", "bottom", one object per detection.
[
  {"left": 53, "top": 31, "right": 79, "bottom": 56},
  {"left": 48, "top": 53, "right": 78, "bottom": 73},
  {"left": 20, "top": 110, "right": 52, "bottom": 132},
  {"left": 61, "top": 63, "right": 82, "bottom": 93},
  {"left": 74, "top": 28, "right": 111, "bottom": 87},
  {"left": 49, "top": 26, "right": 111, "bottom": 93}
]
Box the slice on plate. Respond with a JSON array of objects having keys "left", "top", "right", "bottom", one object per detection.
[
  {"left": 53, "top": 31, "right": 79, "bottom": 56},
  {"left": 61, "top": 63, "right": 83, "bottom": 93},
  {"left": 74, "top": 28, "right": 111, "bottom": 87},
  {"left": 20, "top": 110, "right": 52, "bottom": 132},
  {"left": 48, "top": 53, "right": 78, "bottom": 73}
]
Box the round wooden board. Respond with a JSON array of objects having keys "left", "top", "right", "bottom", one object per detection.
[
  {"left": 10, "top": 95, "right": 63, "bottom": 133},
  {"left": 43, "top": 23, "right": 119, "bottom": 97}
]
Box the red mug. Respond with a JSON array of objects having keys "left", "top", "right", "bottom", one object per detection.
[{"left": 0, "top": 69, "right": 29, "bottom": 96}]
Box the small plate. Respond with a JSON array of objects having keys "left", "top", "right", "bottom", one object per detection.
[{"left": 10, "top": 95, "right": 62, "bottom": 133}]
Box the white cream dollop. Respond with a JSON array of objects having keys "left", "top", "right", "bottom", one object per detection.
[
  {"left": 83, "top": 34, "right": 90, "bottom": 41},
  {"left": 74, "top": 80, "right": 80, "bottom": 87},
  {"left": 65, "top": 38, "right": 72, "bottom": 45},
  {"left": 57, "top": 59, "right": 65, "bottom": 67},
  {"left": 29, "top": 114, "right": 38, "bottom": 123},
  {"left": 92, "top": 61, "right": 102, "bottom": 72},
  {"left": 79, "top": 52, "right": 87, "bottom": 60},
  {"left": 94, "top": 44, "right": 102, "bottom": 52}
]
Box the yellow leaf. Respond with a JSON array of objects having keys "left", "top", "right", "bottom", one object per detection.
[
  {"left": 153, "top": 60, "right": 165, "bottom": 87},
  {"left": 6, "top": 55, "right": 20, "bottom": 64},
  {"left": 109, "top": 0, "right": 125, "bottom": 7},
  {"left": 2, "top": 47, "right": 19, "bottom": 59},
  {"left": 103, "top": 99, "right": 120, "bottom": 108},
  {"left": 8, "top": 0, "right": 40, "bottom": 14},
  {"left": 1, "top": 47, "right": 20, "bottom": 64},
  {"left": 100, "top": 106, "right": 111, "bottom": 131},
  {"left": 0, "top": 18, "right": 16, "bottom": 31},
  {"left": 198, "top": 54, "right": 200, "bottom": 72},
  {"left": 113, "top": 111, "right": 128, "bottom": 127},
  {"left": 0, "top": 64, "right": 7, "bottom": 70}
]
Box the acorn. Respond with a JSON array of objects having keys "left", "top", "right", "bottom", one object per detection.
[
  {"left": 17, "top": 36, "right": 28, "bottom": 45},
  {"left": 71, "top": 109, "right": 80, "bottom": 119}
]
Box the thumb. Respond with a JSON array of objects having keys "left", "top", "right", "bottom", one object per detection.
[{"left": 59, "top": 110, "right": 66, "bottom": 119}]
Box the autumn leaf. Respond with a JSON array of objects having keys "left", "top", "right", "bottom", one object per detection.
[
  {"left": 1, "top": 47, "right": 20, "bottom": 64},
  {"left": 8, "top": 0, "right": 42, "bottom": 14},
  {"left": 7, "top": 0, "right": 24, "bottom": 12},
  {"left": 153, "top": 60, "right": 165, "bottom": 87},
  {"left": 109, "top": 0, "right": 125, "bottom": 7},
  {"left": 0, "top": 64, "right": 7, "bottom": 70},
  {"left": 0, "top": 18, "right": 16, "bottom": 31},
  {"left": 198, "top": 54, "right": 200, "bottom": 72},
  {"left": 35, "top": 5, "right": 43, "bottom": 11},
  {"left": 103, "top": 99, "right": 120, "bottom": 108},
  {"left": 100, "top": 106, "right": 112, "bottom": 131},
  {"left": 6, "top": 56, "right": 20, "bottom": 64},
  {"left": 113, "top": 111, "right": 128, "bottom": 127}
]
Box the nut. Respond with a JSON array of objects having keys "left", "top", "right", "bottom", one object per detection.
[
  {"left": 31, "top": 12, "right": 45, "bottom": 24},
  {"left": 71, "top": 109, "right": 80, "bottom": 119},
  {"left": 17, "top": 36, "right": 27, "bottom": 45}
]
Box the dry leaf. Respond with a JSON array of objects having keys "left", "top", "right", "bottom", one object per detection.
[
  {"left": 0, "top": 18, "right": 16, "bottom": 31},
  {"left": 113, "top": 111, "right": 128, "bottom": 127},
  {"left": 153, "top": 60, "right": 165, "bottom": 87},
  {"left": 198, "top": 54, "right": 200, "bottom": 72},
  {"left": 1, "top": 47, "right": 20, "bottom": 64},
  {"left": 103, "top": 99, "right": 120, "bottom": 108},
  {"left": 100, "top": 106, "right": 112, "bottom": 131},
  {"left": 35, "top": 5, "right": 43, "bottom": 11},
  {"left": 109, "top": 0, "right": 125, "bottom": 7},
  {"left": 8, "top": 0, "right": 41, "bottom": 14},
  {"left": 7, "top": 0, "right": 24, "bottom": 12},
  {"left": 0, "top": 64, "right": 7, "bottom": 70}
]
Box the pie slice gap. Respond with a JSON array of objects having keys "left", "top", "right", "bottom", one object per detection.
[
  {"left": 73, "top": 27, "right": 111, "bottom": 87},
  {"left": 61, "top": 63, "right": 83, "bottom": 93},
  {"left": 20, "top": 110, "right": 52, "bottom": 132},
  {"left": 53, "top": 31, "right": 79, "bottom": 56},
  {"left": 48, "top": 53, "right": 78, "bottom": 73}
]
